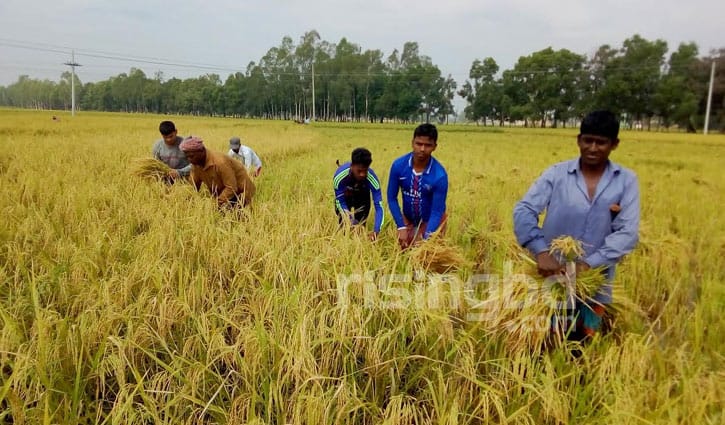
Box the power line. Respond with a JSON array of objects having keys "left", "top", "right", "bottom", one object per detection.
[
  {"left": 0, "top": 39, "right": 242, "bottom": 74},
  {"left": 0, "top": 38, "right": 712, "bottom": 82},
  {"left": 0, "top": 40, "right": 461, "bottom": 77}
]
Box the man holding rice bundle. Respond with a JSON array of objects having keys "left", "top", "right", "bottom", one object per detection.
[
  {"left": 513, "top": 110, "right": 640, "bottom": 339},
  {"left": 180, "top": 136, "right": 255, "bottom": 208},
  {"left": 151, "top": 121, "right": 191, "bottom": 183}
]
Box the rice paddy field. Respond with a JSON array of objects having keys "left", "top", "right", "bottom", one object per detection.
[{"left": 0, "top": 109, "right": 723, "bottom": 424}]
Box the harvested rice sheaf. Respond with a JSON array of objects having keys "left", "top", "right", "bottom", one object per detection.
[
  {"left": 477, "top": 237, "right": 615, "bottom": 353},
  {"left": 511, "top": 236, "right": 607, "bottom": 305},
  {"left": 131, "top": 158, "right": 172, "bottom": 180},
  {"left": 410, "top": 238, "right": 469, "bottom": 274}
]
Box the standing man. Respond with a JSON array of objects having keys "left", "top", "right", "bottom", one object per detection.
[
  {"left": 513, "top": 110, "right": 640, "bottom": 339},
  {"left": 152, "top": 121, "right": 191, "bottom": 182},
  {"left": 387, "top": 123, "right": 448, "bottom": 249},
  {"left": 228, "top": 137, "right": 263, "bottom": 177},
  {"left": 180, "top": 136, "right": 256, "bottom": 208},
  {"left": 333, "top": 148, "right": 384, "bottom": 241}
]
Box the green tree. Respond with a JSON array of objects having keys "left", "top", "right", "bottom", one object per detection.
[
  {"left": 294, "top": 30, "right": 322, "bottom": 119},
  {"left": 361, "top": 49, "right": 386, "bottom": 122},
  {"left": 223, "top": 72, "right": 247, "bottom": 117},
  {"left": 620, "top": 35, "right": 668, "bottom": 129},
  {"left": 459, "top": 57, "right": 501, "bottom": 125},
  {"left": 653, "top": 42, "right": 700, "bottom": 129},
  {"left": 243, "top": 62, "right": 270, "bottom": 118},
  {"left": 509, "top": 48, "right": 586, "bottom": 127},
  {"left": 591, "top": 35, "right": 668, "bottom": 129}
]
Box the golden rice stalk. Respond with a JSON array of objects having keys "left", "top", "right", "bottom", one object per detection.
[
  {"left": 478, "top": 269, "right": 555, "bottom": 354},
  {"left": 549, "top": 235, "right": 585, "bottom": 262},
  {"left": 567, "top": 268, "right": 607, "bottom": 301},
  {"left": 131, "top": 158, "right": 171, "bottom": 180},
  {"left": 410, "top": 238, "right": 469, "bottom": 274}
]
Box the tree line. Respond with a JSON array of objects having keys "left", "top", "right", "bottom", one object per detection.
[{"left": 0, "top": 31, "right": 722, "bottom": 131}]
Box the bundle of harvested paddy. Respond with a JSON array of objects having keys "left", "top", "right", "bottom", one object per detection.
[
  {"left": 547, "top": 235, "right": 606, "bottom": 302},
  {"left": 475, "top": 237, "right": 611, "bottom": 353},
  {"left": 410, "top": 237, "right": 469, "bottom": 274},
  {"left": 517, "top": 252, "right": 604, "bottom": 304},
  {"left": 131, "top": 158, "right": 172, "bottom": 181}
]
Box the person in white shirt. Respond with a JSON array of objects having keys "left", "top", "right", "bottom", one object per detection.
[{"left": 227, "top": 136, "right": 262, "bottom": 177}]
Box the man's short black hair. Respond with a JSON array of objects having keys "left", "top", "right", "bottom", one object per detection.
[
  {"left": 413, "top": 123, "right": 438, "bottom": 143},
  {"left": 159, "top": 121, "right": 176, "bottom": 136},
  {"left": 351, "top": 147, "right": 372, "bottom": 167},
  {"left": 580, "top": 110, "right": 619, "bottom": 141}
]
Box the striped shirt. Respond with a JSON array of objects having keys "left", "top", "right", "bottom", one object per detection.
[{"left": 333, "top": 162, "right": 384, "bottom": 233}]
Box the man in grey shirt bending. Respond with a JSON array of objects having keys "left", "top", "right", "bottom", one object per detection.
[{"left": 151, "top": 121, "right": 191, "bottom": 182}]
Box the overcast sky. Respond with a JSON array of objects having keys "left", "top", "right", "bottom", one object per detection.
[{"left": 1, "top": 0, "right": 722, "bottom": 103}]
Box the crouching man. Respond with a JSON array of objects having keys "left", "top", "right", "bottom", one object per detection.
[{"left": 180, "top": 136, "right": 255, "bottom": 208}]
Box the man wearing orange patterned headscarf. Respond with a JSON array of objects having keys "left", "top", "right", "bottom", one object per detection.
[{"left": 181, "top": 136, "right": 255, "bottom": 208}]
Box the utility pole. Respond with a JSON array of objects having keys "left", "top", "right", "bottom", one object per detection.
[
  {"left": 64, "top": 50, "right": 82, "bottom": 116},
  {"left": 311, "top": 62, "right": 316, "bottom": 122},
  {"left": 704, "top": 59, "right": 716, "bottom": 135}
]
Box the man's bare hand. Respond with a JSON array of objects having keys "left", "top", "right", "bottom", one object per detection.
[
  {"left": 397, "top": 228, "right": 410, "bottom": 249},
  {"left": 575, "top": 261, "right": 591, "bottom": 275},
  {"left": 535, "top": 251, "right": 563, "bottom": 277}
]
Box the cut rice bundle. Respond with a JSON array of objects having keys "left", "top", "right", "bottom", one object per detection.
[
  {"left": 410, "top": 238, "right": 469, "bottom": 274},
  {"left": 476, "top": 237, "right": 611, "bottom": 353},
  {"left": 131, "top": 158, "right": 172, "bottom": 181}
]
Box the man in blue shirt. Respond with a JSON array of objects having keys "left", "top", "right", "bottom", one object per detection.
[
  {"left": 333, "top": 148, "right": 384, "bottom": 241},
  {"left": 513, "top": 110, "right": 640, "bottom": 338},
  {"left": 387, "top": 123, "right": 449, "bottom": 249}
]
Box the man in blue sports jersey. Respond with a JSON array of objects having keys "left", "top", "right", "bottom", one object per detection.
[
  {"left": 387, "top": 123, "right": 449, "bottom": 249},
  {"left": 333, "top": 148, "right": 384, "bottom": 241}
]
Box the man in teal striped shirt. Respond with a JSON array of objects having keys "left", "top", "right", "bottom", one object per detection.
[{"left": 333, "top": 148, "right": 384, "bottom": 241}]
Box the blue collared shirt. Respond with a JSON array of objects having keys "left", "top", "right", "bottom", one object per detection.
[{"left": 513, "top": 158, "right": 640, "bottom": 303}]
